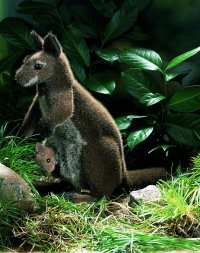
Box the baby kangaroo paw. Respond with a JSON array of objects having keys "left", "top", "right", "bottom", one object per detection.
[{"left": 63, "top": 192, "right": 96, "bottom": 203}]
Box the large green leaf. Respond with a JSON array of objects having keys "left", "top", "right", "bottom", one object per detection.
[
  {"left": 121, "top": 69, "right": 152, "bottom": 98},
  {"left": 0, "top": 49, "right": 25, "bottom": 74},
  {"left": 119, "top": 48, "right": 163, "bottom": 71},
  {"left": 165, "top": 69, "right": 190, "bottom": 82},
  {"left": 165, "top": 47, "right": 200, "bottom": 71},
  {"left": 70, "top": 5, "right": 96, "bottom": 28},
  {"left": 0, "top": 35, "right": 7, "bottom": 59},
  {"left": 58, "top": 1, "right": 71, "bottom": 27},
  {"left": 48, "top": 0, "right": 60, "bottom": 5},
  {"left": 165, "top": 113, "right": 200, "bottom": 146},
  {"left": 69, "top": 22, "right": 97, "bottom": 39},
  {"left": 115, "top": 115, "right": 146, "bottom": 130},
  {"left": 168, "top": 86, "right": 200, "bottom": 112},
  {"left": 127, "top": 127, "right": 154, "bottom": 150},
  {"left": 121, "top": 69, "right": 164, "bottom": 105},
  {"left": 125, "top": 28, "right": 149, "bottom": 41},
  {"left": 89, "top": 0, "right": 117, "bottom": 17},
  {"left": 103, "top": 1, "right": 137, "bottom": 44},
  {"left": 62, "top": 29, "right": 90, "bottom": 67},
  {"left": 140, "top": 93, "right": 166, "bottom": 106},
  {"left": 84, "top": 73, "right": 115, "bottom": 95},
  {"left": 135, "top": 0, "right": 151, "bottom": 11},
  {"left": 70, "top": 59, "right": 86, "bottom": 83},
  {"left": 32, "top": 13, "right": 59, "bottom": 29},
  {"left": 96, "top": 48, "right": 120, "bottom": 63},
  {"left": 148, "top": 144, "right": 175, "bottom": 154},
  {"left": 0, "top": 18, "right": 33, "bottom": 49},
  {"left": 16, "top": 1, "right": 55, "bottom": 15},
  {"left": 0, "top": 71, "right": 11, "bottom": 88}
]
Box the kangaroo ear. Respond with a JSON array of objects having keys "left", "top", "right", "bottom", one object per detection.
[
  {"left": 31, "top": 30, "right": 43, "bottom": 50},
  {"left": 35, "top": 143, "right": 44, "bottom": 152},
  {"left": 43, "top": 32, "right": 62, "bottom": 57}
]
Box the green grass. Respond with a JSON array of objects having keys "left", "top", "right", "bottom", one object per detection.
[
  {"left": 0, "top": 122, "right": 42, "bottom": 184},
  {"left": 13, "top": 194, "right": 200, "bottom": 253},
  {"left": 0, "top": 122, "right": 200, "bottom": 252},
  {"left": 0, "top": 185, "right": 26, "bottom": 248},
  {"left": 0, "top": 122, "right": 42, "bottom": 247}
]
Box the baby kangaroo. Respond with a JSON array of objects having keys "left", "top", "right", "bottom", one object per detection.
[{"left": 16, "top": 31, "right": 166, "bottom": 202}]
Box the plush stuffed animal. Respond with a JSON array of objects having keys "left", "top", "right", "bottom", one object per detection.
[{"left": 16, "top": 31, "right": 166, "bottom": 202}]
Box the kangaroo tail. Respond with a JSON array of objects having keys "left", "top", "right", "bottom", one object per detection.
[{"left": 124, "top": 167, "right": 167, "bottom": 189}]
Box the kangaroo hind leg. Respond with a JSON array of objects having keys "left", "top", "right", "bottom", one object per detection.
[{"left": 83, "top": 136, "right": 124, "bottom": 199}]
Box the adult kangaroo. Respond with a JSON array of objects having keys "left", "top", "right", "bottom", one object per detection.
[{"left": 15, "top": 31, "right": 166, "bottom": 202}]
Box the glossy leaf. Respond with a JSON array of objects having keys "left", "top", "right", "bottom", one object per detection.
[
  {"left": 48, "top": 0, "right": 60, "bottom": 5},
  {"left": 58, "top": 1, "right": 71, "bottom": 26},
  {"left": 165, "top": 47, "right": 200, "bottom": 71},
  {"left": 16, "top": 1, "right": 55, "bottom": 15},
  {"left": 140, "top": 93, "right": 166, "bottom": 106},
  {"left": 165, "top": 69, "right": 190, "bottom": 82},
  {"left": 0, "top": 71, "right": 11, "bottom": 88},
  {"left": 165, "top": 113, "right": 200, "bottom": 146},
  {"left": 0, "top": 18, "right": 34, "bottom": 49},
  {"left": 119, "top": 48, "right": 163, "bottom": 71},
  {"left": 33, "top": 12, "right": 59, "bottom": 28},
  {"left": 115, "top": 115, "right": 146, "bottom": 130},
  {"left": 96, "top": 48, "right": 120, "bottom": 63},
  {"left": 121, "top": 69, "right": 152, "bottom": 99},
  {"left": 70, "top": 59, "right": 86, "bottom": 83},
  {"left": 84, "top": 73, "right": 115, "bottom": 95},
  {"left": 0, "top": 49, "right": 25, "bottom": 74},
  {"left": 168, "top": 86, "right": 200, "bottom": 112},
  {"left": 121, "top": 69, "right": 163, "bottom": 105},
  {"left": 127, "top": 127, "right": 154, "bottom": 150},
  {"left": 125, "top": 29, "right": 149, "bottom": 41},
  {"left": 70, "top": 5, "right": 96, "bottom": 28},
  {"left": 148, "top": 144, "right": 175, "bottom": 154},
  {"left": 90, "top": 0, "right": 117, "bottom": 17},
  {"left": 135, "top": 0, "right": 151, "bottom": 11},
  {"left": 103, "top": 2, "right": 137, "bottom": 43},
  {"left": 62, "top": 29, "right": 90, "bottom": 67},
  {"left": 69, "top": 22, "right": 97, "bottom": 38}
]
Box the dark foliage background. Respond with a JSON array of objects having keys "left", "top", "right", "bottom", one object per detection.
[{"left": 0, "top": 0, "right": 200, "bottom": 170}]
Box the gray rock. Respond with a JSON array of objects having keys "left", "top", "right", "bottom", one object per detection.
[
  {"left": 0, "top": 163, "right": 38, "bottom": 212},
  {"left": 129, "top": 185, "right": 161, "bottom": 204}
]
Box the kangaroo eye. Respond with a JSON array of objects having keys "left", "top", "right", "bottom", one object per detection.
[
  {"left": 34, "top": 63, "right": 43, "bottom": 70},
  {"left": 46, "top": 158, "right": 51, "bottom": 163}
]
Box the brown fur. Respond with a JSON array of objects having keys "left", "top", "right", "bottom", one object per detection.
[
  {"left": 35, "top": 143, "right": 166, "bottom": 203},
  {"left": 35, "top": 143, "right": 56, "bottom": 174},
  {"left": 16, "top": 31, "right": 166, "bottom": 203}
]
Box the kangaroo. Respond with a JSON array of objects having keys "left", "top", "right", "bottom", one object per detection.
[{"left": 16, "top": 31, "right": 166, "bottom": 202}]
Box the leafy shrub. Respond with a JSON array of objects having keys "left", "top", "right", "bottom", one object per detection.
[
  {"left": 115, "top": 47, "right": 200, "bottom": 153},
  {"left": 0, "top": 0, "right": 200, "bottom": 167}
]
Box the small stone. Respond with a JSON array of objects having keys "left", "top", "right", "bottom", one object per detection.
[
  {"left": 0, "top": 163, "right": 39, "bottom": 213},
  {"left": 129, "top": 185, "right": 161, "bottom": 204}
]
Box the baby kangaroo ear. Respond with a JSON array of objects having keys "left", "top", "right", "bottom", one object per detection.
[
  {"left": 30, "top": 30, "right": 44, "bottom": 50},
  {"left": 35, "top": 143, "right": 44, "bottom": 152},
  {"left": 43, "top": 32, "right": 62, "bottom": 57}
]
